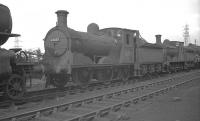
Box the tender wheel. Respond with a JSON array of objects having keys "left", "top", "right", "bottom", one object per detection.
[
  {"left": 104, "top": 68, "right": 112, "bottom": 80},
  {"left": 72, "top": 69, "right": 91, "bottom": 86},
  {"left": 6, "top": 74, "right": 25, "bottom": 100},
  {"left": 111, "top": 68, "right": 119, "bottom": 80},
  {"left": 121, "top": 68, "right": 130, "bottom": 81}
]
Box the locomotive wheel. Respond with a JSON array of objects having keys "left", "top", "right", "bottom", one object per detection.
[
  {"left": 105, "top": 68, "right": 112, "bottom": 80},
  {"left": 48, "top": 74, "right": 69, "bottom": 88},
  {"left": 78, "top": 69, "right": 90, "bottom": 85},
  {"left": 72, "top": 69, "right": 91, "bottom": 86},
  {"left": 119, "top": 69, "right": 127, "bottom": 80},
  {"left": 111, "top": 68, "right": 119, "bottom": 80},
  {"left": 96, "top": 69, "right": 106, "bottom": 81},
  {"left": 121, "top": 69, "right": 129, "bottom": 81},
  {"left": 6, "top": 74, "right": 25, "bottom": 100}
]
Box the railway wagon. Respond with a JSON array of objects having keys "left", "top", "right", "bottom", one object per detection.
[{"left": 43, "top": 10, "right": 167, "bottom": 88}]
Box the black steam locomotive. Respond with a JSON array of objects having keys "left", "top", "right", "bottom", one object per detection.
[{"left": 0, "top": 4, "right": 31, "bottom": 100}]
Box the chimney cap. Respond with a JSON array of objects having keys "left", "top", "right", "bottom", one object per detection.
[
  {"left": 55, "top": 10, "right": 69, "bottom": 15},
  {"left": 155, "top": 34, "right": 162, "bottom": 37}
]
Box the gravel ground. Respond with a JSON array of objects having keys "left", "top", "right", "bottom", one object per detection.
[{"left": 120, "top": 79, "right": 200, "bottom": 121}]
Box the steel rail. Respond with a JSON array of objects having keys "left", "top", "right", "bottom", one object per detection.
[
  {"left": 0, "top": 70, "right": 195, "bottom": 108},
  {"left": 0, "top": 71, "right": 199, "bottom": 121}
]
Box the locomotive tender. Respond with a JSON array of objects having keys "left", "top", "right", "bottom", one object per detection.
[{"left": 43, "top": 10, "right": 200, "bottom": 88}]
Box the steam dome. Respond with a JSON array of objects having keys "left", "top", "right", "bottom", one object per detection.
[{"left": 87, "top": 23, "right": 99, "bottom": 34}]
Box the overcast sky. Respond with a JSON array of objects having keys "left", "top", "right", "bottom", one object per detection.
[{"left": 1, "top": 0, "right": 200, "bottom": 51}]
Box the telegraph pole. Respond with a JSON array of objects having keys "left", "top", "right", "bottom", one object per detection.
[
  {"left": 14, "top": 37, "right": 22, "bottom": 48},
  {"left": 183, "top": 24, "right": 190, "bottom": 46},
  {"left": 195, "top": 39, "right": 197, "bottom": 46}
]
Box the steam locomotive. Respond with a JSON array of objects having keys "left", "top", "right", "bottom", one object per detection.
[
  {"left": 43, "top": 10, "right": 200, "bottom": 88},
  {"left": 0, "top": 4, "right": 31, "bottom": 100}
]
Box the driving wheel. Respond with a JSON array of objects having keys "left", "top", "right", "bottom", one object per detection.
[
  {"left": 6, "top": 74, "right": 25, "bottom": 100},
  {"left": 49, "top": 74, "right": 69, "bottom": 88}
]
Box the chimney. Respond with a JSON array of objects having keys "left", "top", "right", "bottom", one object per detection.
[
  {"left": 155, "top": 34, "right": 162, "bottom": 44},
  {"left": 55, "top": 10, "right": 69, "bottom": 27}
]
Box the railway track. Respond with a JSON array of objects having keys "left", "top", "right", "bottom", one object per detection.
[
  {"left": 0, "top": 71, "right": 167, "bottom": 107},
  {"left": 0, "top": 70, "right": 199, "bottom": 121},
  {"left": 0, "top": 70, "right": 193, "bottom": 108},
  {"left": 0, "top": 79, "right": 137, "bottom": 107}
]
